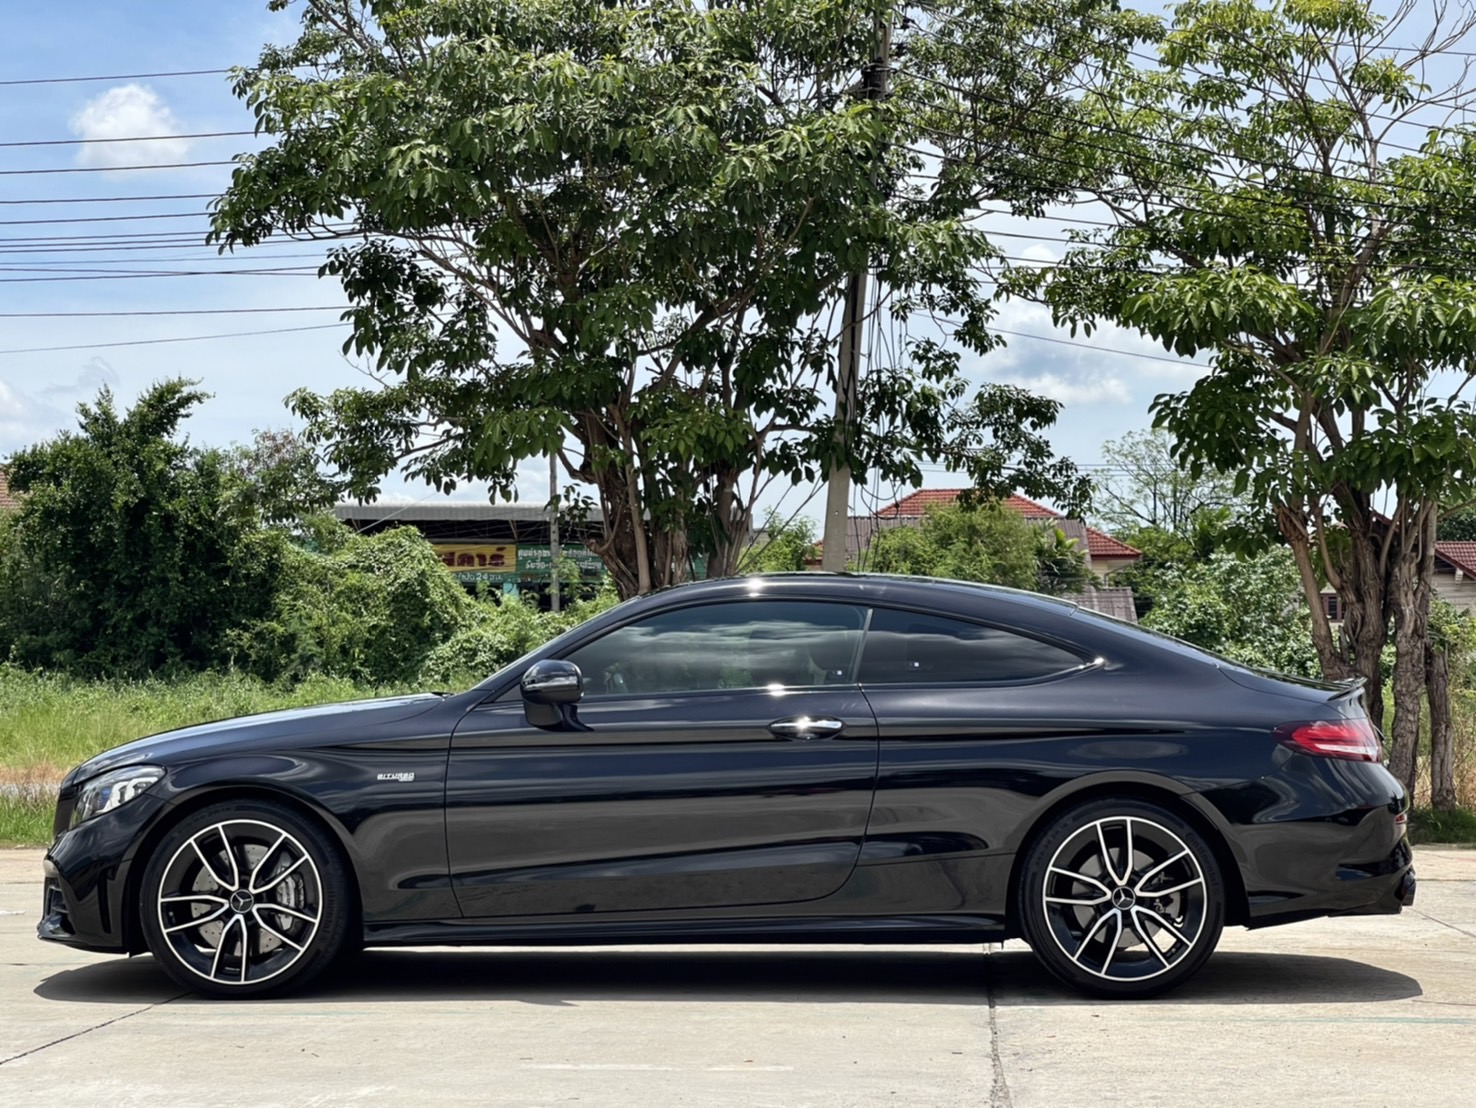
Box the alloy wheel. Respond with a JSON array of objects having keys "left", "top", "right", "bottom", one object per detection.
[
  {"left": 1040, "top": 815, "right": 1209, "bottom": 982},
  {"left": 154, "top": 819, "right": 324, "bottom": 987}
]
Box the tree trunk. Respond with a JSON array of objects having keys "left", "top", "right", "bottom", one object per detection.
[
  {"left": 1427, "top": 640, "right": 1457, "bottom": 811},
  {"left": 1386, "top": 508, "right": 1437, "bottom": 795},
  {"left": 1388, "top": 583, "right": 1426, "bottom": 794}
]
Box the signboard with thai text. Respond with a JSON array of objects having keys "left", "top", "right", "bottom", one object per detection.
[{"left": 434, "top": 544, "right": 517, "bottom": 573}]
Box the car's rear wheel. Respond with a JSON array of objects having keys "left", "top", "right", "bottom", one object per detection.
[
  {"left": 139, "top": 799, "right": 352, "bottom": 999},
  {"left": 1018, "top": 798, "right": 1225, "bottom": 998}
]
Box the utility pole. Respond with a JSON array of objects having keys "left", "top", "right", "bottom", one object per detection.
[
  {"left": 548, "top": 453, "right": 561, "bottom": 613},
  {"left": 821, "top": 9, "right": 891, "bottom": 572}
]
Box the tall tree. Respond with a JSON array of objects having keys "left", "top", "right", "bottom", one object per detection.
[
  {"left": 213, "top": 0, "right": 1139, "bottom": 597},
  {"left": 1010, "top": 0, "right": 1476, "bottom": 789},
  {"left": 0, "top": 382, "right": 282, "bottom": 676},
  {"left": 1093, "top": 428, "right": 1243, "bottom": 538}
]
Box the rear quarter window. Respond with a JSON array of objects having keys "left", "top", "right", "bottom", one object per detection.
[{"left": 859, "top": 608, "right": 1087, "bottom": 685}]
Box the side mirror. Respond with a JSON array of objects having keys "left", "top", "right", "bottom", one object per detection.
[{"left": 521, "top": 660, "right": 587, "bottom": 730}]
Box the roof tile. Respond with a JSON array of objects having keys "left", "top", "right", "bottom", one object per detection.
[{"left": 1436, "top": 541, "right": 1476, "bottom": 578}]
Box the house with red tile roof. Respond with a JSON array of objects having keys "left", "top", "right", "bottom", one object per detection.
[
  {"left": 839, "top": 489, "right": 1143, "bottom": 622},
  {"left": 1318, "top": 539, "right": 1476, "bottom": 621},
  {"left": 1432, "top": 542, "right": 1476, "bottom": 613},
  {"left": 854, "top": 490, "right": 1143, "bottom": 579}
]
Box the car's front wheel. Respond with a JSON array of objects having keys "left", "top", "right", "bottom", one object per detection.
[
  {"left": 1018, "top": 798, "right": 1225, "bottom": 998},
  {"left": 139, "top": 799, "right": 352, "bottom": 999}
]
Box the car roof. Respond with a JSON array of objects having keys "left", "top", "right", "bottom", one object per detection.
[{"left": 634, "top": 572, "right": 1085, "bottom": 617}]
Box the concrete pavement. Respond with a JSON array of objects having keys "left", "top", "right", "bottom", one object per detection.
[{"left": 1, "top": 846, "right": 1472, "bottom": 1107}]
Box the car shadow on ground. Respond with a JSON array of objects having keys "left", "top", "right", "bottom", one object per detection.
[{"left": 34, "top": 947, "right": 1421, "bottom": 1007}]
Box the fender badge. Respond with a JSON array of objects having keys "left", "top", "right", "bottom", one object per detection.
[{"left": 377, "top": 772, "right": 416, "bottom": 783}]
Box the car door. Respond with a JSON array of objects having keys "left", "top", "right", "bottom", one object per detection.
[
  {"left": 856, "top": 606, "right": 1099, "bottom": 858},
  {"left": 445, "top": 598, "right": 879, "bottom": 918}
]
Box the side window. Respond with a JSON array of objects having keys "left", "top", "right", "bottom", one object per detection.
[
  {"left": 859, "top": 608, "right": 1086, "bottom": 685},
  {"left": 563, "top": 601, "right": 867, "bottom": 697}
]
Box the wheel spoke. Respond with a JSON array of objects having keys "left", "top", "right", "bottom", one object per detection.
[
  {"left": 164, "top": 904, "right": 230, "bottom": 935},
  {"left": 1140, "top": 876, "right": 1204, "bottom": 899},
  {"left": 261, "top": 902, "right": 319, "bottom": 926},
  {"left": 209, "top": 914, "right": 240, "bottom": 981},
  {"left": 252, "top": 908, "right": 305, "bottom": 952},
  {"left": 1048, "top": 865, "right": 1111, "bottom": 898},
  {"left": 1133, "top": 850, "right": 1191, "bottom": 894},
  {"left": 1044, "top": 892, "right": 1110, "bottom": 906},
  {"left": 1135, "top": 905, "right": 1193, "bottom": 952},
  {"left": 1070, "top": 908, "right": 1117, "bottom": 965},
  {"left": 214, "top": 825, "right": 241, "bottom": 889},
  {"left": 1096, "top": 820, "right": 1130, "bottom": 886},
  {"left": 1127, "top": 909, "right": 1171, "bottom": 967},
  {"left": 1099, "top": 909, "right": 1125, "bottom": 976},
  {"left": 191, "top": 839, "right": 233, "bottom": 891},
  {"left": 248, "top": 831, "right": 288, "bottom": 891},
  {"left": 251, "top": 853, "right": 306, "bottom": 895},
  {"left": 161, "top": 893, "right": 227, "bottom": 907}
]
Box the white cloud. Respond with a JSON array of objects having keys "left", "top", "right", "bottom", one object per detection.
[
  {"left": 71, "top": 84, "right": 190, "bottom": 169},
  {"left": 0, "top": 362, "right": 120, "bottom": 458},
  {"left": 997, "top": 370, "right": 1132, "bottom": 407}
]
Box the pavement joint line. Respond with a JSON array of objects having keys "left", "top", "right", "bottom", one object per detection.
[
  {"left": 983, "top": 946, "right": 1014, "bottom": 1108},
  {"left": 1411, "top": 907, "right": 1476, "bottom": 943},
  {"left": 0, "top": 990, "right": 188, "bottom": 1067}
]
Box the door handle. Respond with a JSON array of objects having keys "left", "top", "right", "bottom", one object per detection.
[{"left": 769, "top": 716, "right": 846, "bottom": 739}]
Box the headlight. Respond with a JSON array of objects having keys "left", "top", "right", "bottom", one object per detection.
[{"left": 71, "top": 766, "right": 165, "bottom": 827}]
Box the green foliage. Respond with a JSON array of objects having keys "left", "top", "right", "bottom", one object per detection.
[
  {"left": 418, "top": 583, "right": 623, "bottom": 687},
  {"left": 1140, "top": 549, "right": 1319, "bottom": 676},
  {"left": 738, "top": 511, "right": 818, "bottom": 573},
  {"left": 210, "top": 0, "right": 1135, "bottom": 594},
  {"left": 1439, "top": 507, "right": 1476, "bottom": 542},
  {"left": 225, "top": 428, "right": 341, "bottom": 527},
  {"left": 1407, "top": 807, "right": 1476, "bottom": 845},
  {"left": 0, "top": 382, "right": 283, "bottom": 677},
  {"left": 865, "top": 501, "right": 1089, "bottom": 595},
  {"left": 229, "top": 526, "right": 475, "bottom": 686}
]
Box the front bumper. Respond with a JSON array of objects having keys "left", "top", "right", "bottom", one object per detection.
[{"left": 36, "top": 792, "right": 169, "bottom": 955}]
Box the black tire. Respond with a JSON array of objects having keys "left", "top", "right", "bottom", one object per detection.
[
  {"left": 138, "top": 799, "right": 353, "bottom": 999},
  {"left": 1017, "top": 797, "right": 1225, "bottom": 998}
]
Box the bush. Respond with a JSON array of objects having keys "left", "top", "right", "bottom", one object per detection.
[
  {"left": 0, "top": 383, "right": 283, "bottom": 676},
  {"left": 229, "top": 526, "right": 474, "bottom": 685},
  {"left": 1140, "top": 549, "right": 1319, "bottom": 676}
]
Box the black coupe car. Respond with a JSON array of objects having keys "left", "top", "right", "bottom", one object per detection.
[{"left": 39, "top": 574, "right": 1414, "bottom": 999}]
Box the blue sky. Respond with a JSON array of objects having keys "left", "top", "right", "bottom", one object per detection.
[{"left": 21, "top": 1, "right": 1446, "bottom": 521}]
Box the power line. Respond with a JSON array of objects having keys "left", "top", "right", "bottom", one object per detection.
[
  {"left": 0, "top": 193, "right": 218, "bottom": 205},
  {"left": 0, "top": 68, "right": 228, "bottom": 87},
  {"left": 0, "top": 211, "right": 208, "bottom": 226},
  {"left": 0, "top": 130, "right": 253, "bottom": 149},
  {"left": 0, "top": 306, "right": 345, "bottom": 318},
  {"left": 0, "top": 322, "right": 348, "bottom": 356},
  {"left": 0, "top": 161, "right": 236, "bottom": 176},
  {"left": 0, "top": 267, "right": 321, "bottom": 283}
]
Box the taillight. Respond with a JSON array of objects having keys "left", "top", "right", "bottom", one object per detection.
[{"left": 1274, "top": 719, "right": 1383, "bottom": 762}]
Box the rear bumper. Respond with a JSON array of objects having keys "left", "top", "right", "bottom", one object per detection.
[{"left": 1243, "top": 833, "right": 1415, "bottom": 928}]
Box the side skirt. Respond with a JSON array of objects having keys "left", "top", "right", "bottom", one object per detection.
[{"left": 362, "top": 914, "right": 1008, "bottom": 948}]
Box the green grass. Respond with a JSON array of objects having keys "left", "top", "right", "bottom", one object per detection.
[
  {"left": 0, "top": 792, "right": 50, "bottom": 847},
  {"left": 0, "top": 666, "right": 408, "bottom": 846},
  {"left": 1408, "top": 806, "right": 1476, "bottom": 845}
]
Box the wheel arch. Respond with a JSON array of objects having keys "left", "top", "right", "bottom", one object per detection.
[
  {"left": 121, "top": 783, "right": 363, "bottom": 955},
  {"left": 1001, "top": 777, "right": 1248, "bottom": 936}
]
